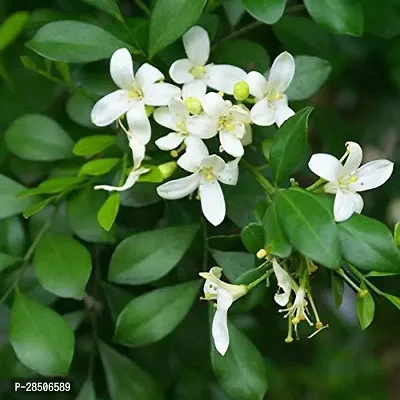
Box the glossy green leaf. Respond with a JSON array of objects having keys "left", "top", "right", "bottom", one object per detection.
[
  {"left": 211, "top": 249, "right": 254, "bottom": 281},
  {"left": 23, "top": 198, "right": 54, "bottom": 219},
  {"left": 241, "top": 223, "right": 264, "bottom": 254},
  {"left": 0, "top": 12, "right": 29, "bottom": 51},
  {"left": 211, "top": 321, "right": 268, "bottom": 400},
  {"left": 243, "top": 0, "right": 286, "bottom": 25},
  {"left": 331, "top": 272, "right": 344, "bottom": 309},
  {"left": 356, "top": 292, "right": 375, "bottom": 330},
  {"left": 382, "top": 293, "right": 400, "bottom": 310},
  {"left": 109, "top": 225, "right": 199, "bottom": 284},
  {"left": 365, "top": 271, "right": 400, "bottom": 278},
  {"left": 63, "top": 310, "right": 84, "bottom": 331},
  {"left": 269, "top": 107, "right": 313, "bottom": 184},
  {"left": 339, "top": 214, "right": 400, "bottom": 272},
  {"left": 137, "top": 165, "right": 164, "bottom": 183},
  {"left": 78, "top": 158, "right": 120, "bottom": 176},
  {"left": 98, "top": 341, "right": 162, "bottom": 400},
  {"left": 97, "top": 192, "right": 120, "bottom": 232},
  {"left": 0, "top": 175, "right": 37, "bottom": 219},
  {"left": 76, "top": 378, "right": 97, "bottom": 400},
  {"left": 83, "top": 0, "right": 123, "bottom": 21},
  {"left": 10, "top": 292, "right": 74, "bottom": 376},
  {"left": 66, "top": 92, "right": 95, "bottom": 128},
  {"left": 19, "top": 176, "right": 84, "bottom": 197},
  {"left": 149, "top": 0, "right": 207, "bottom": 58},
  {"left": 5, "top": 114, "right": 73, "bottom": 161},
  {"left": 304, "top": 0, "right": 363, "bottom": 36},
  {"left": 73, "top": 135, "right": 116, "bottom": 157},
  {"left": 26, "top": 21, "right": 132, "bottom": 63},
  {"left": 223, "top": 0, "right": 245, "bottom": 27},
  {"left": 263, "top": 202, "right": 292, "bottom": 258},
  {"left": 115, "top": 280, "right": 200, "bottom": 346},
  {"left": 286, "top": 56, "right": 332, "bottom": 101},
  {"left": 0, "top": 216, "right": 26, "bottom": 257},
  {"left": 274, "top": 188, "right": 341, "bottom": 268},
  {"left": 33, "top": 232, "right": 92, "bottom": 299},
  {"left": 395, "top": 221, "right": 400, "bottom": 248}
]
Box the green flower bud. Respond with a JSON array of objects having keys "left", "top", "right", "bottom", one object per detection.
[
  {"left": 184, "top": 97, "right": 202, "bottom": 115},
  {"left": 233, "top": 81, "right": 250, "bottom": 101},
  {"left": 159, "top": 161, "right": 177, "bottom": 179},
  {"left": 145, "top": 105, "right": 155, "bottom": 117}
]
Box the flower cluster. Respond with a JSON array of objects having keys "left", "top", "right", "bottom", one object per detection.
[{"left": 90, "top": 25, "right": 296, "bottom": 226}]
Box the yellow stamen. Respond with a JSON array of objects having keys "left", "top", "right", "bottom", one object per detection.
[
  {"left": 349, "top": 175, "right": 358, "bottom": 182},
  {"left": 190, "top": 65, "right": 205, "bottom": 78}
]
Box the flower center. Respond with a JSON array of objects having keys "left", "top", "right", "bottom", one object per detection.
[
  {"left": 190, "top": 65, "right": 206, "bottom": 79},
  {"left": 202, "top": 167, "right": 214, "bottom": 181},
  {"left": 266, "top": 92, "right": 282, "bottom": 102},
  {"left": 127, "top": 88, "right": 143, "bottom": 100},
  {"left": 218, "top": 113, "right": 235, "bottom": 134},
  {"left": 338, "top": 174, "right": 358, "bottom": 189},
  {"left": 176, "top": 120, "right": 188, "bottom": 135}
]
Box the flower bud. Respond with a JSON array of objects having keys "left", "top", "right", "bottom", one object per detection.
[
  {"left": 184, "top": 97, "right": 202, "bottom": 115},
  {"left": 145, "top": 105, "right": 155, "bottom": 117},
  {"left": 233, "top": 81, "right": 250, "bottom": 101},
  {"left": 158, "top": 161, "right": 177, "bottom": 180},
  {"left": 358, "top": 289, "right": 369, "bottom": 298},
  {"left": 256, "top": 249, "right": 267, "bottom": 259}
]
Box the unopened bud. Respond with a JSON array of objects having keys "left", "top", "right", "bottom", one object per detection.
[
  {"left": 233, "top": 81, "right": 250, "bottom": 101},
  {"left": 170, "top": 150, "right": 179, "bottom": 158},
  {"left": 358, "top": 289, "right": 369, "bottom": 298},
  {"left": 145, "top": 105, "right": 155, "bottom": 117},
  {"left": 184, "top": 97, "right": 202, "bottom": 115},
  {"left": 158, "top": 161, "right": 177, "bottom": 179},
  {"left": 256, "top": 249, "right": 267, "bottom": 259}
]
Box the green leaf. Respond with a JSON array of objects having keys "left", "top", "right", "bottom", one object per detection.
[
  {"left": 241, "top": 223, "right": 264, "bottom": 254},
  {"left": 356, "top": 292, "right": 375, "bottom": 330},
  {"left": 137, "top": 165, "right": 164, "bottom": 183},
  {"left": 274, "top": 189, "right": 341, "bottom": 268},
  {"left": 331, "top": 272, "right": 344, "bottom": 309},
  {"left": 10, "top": 292, "right": 74, "bottom": 376},
  {"left": 286, "top": 56, "right": 332, "bottom": 101},
  {"left": 115, "top": 280, "right": 200, "bottom": 346},
  {"left": 5, "top": 114, "right": 73, "bottom": 161},
  {"left": 263, "top": 202, "right": 292, "bottom": 258},
  {"left": 67, "top": 187, "right": 115, "bottom": 243},
  {"left": 66, "top": 92, "right": 95, "bottom": 128},
  {"left": 102, "top": 282, "right": 134, "bottom": 322},
  {"left": 261, "top": 138, "right": 273, "bottom": 162},
  {"left": 33, "top": 232, "right": 92, "bottom": 299},
  {"left": 26, "top": 21, "right": 132, "bottom": 63},
  {"left": 109, "top": 225, "right": 199, "bottom": 284},
  {"left": 98, "top": 341, "right": 162, "bottom": 400},
  {"left": 210, "top": 249, "right": 254, "bottom": 281},
  {"left": 304, "top": 0, "right": 363, "bottom": 36},
  {"left": 83, "top": 0, "right": 123, "bottom": 21},
  {"left": 0, "top": 11, "right": 30, "bottom": 51},
  {"left": 23, "top": 198, "right": 54, "bottom": 219},
  {"left": 0, "top": 175, "right": 37, "bottom": 219},
  {"left": 97, "top": 192, "right": 120, "bottom": 232},
  {"left": 76, "top": 378, "right": 97, "bottom": 400},
  {"left": 382, "top": 293, "right": 400, "bottom": 310},
  {"left": 339, "top": 214, "right": 400, "bottom": 272},
  {"left": 63, "top": 310, "right": 84, "bottom": 331},
  {"left": 223, "top": 0, "right": 245, "bottom": 27},
  {"left": 213, "top": 40, "right": 270, "bottom": 72},
  {"left": 0, "top": 252, "right": 21, "bottom": 272},
  {"left": 149, "top": 0, "right": 207, "bottom": 58},
  {"left": 211, "top": 321, "right": 268, "bottom": 400},
  {"left": 78, "top": 158, "right": 120, "bottom": 176},
  {"left": 395, "top": 221, "right": 400, "bottom": 248},
  {"left": 243, "top": 0, "right": 286, "bottom": 25},
  {"left": 363, "top": 0, "right": 400, "bottom": 39},
  {"left": 365, "top": 271, "right": 400, "bottom": 278},
  {"left": 269, "top": 107, "right": 313, "bottom": 185},
  {"left": 73, "top": 135, "right": 116, "bottom": 157},
  {"left": 19, "top": 176, "right": 84, "bottom": 197}
]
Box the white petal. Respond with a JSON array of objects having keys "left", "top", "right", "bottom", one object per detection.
[
  {"left": 202, "top": 92, "right": 227, "bottom": 117},
  {"left": 153, "top": 107, "right": 177, "bottom": 130},
  {"left": 334, "top": 190, "right": 357, "bottom": 222},
  {"left": 156, "top": 172, "right": 201, "bottom": 199},
  {"left": 129, "top": 137, "right": 146, "bottom": 169},
  {"left": 186, "top": 114, "right": 218, "bottom": 139},
  {"left": 135, "top": 63, "right": 164, "bottom": 88},
  {"left": 169, "top": 59, "right": 194, "bottom": 84},
  {"left": 110, "top": 48, "right": 135, "bottom": 90},
  {"left": 143, "top": 83, "right": 181, "bottom": 106},
  {"left": 199, "top": 177, "right": 226, "bottom": 226},
  {"left": 182, "top": 80, "right": 207, "bottom": 100},
  {"left": 351, "top": 160, "right": 394, "bottom": 192},
  {"left": 353, "top": 192, "right": 364, "bottom": 214},
  {"left": 274, "top": 103, "right": 295, "bottom": 127},
  {"left": 212, "top": 290, "right": 233, "bottom": 356},
  {"left": 272, "top": 259, "right": 292, "bottom": 307},
  {"left": 183, "top": 25, "right": 210, "bottom": 66},
  {"left": 245, "top": 71, "right": 268, "bottom": 99},
  {"left": 230, "top": 104, "right": 251, "bottom": 124},
  {"left": 95, "top": 167, "right": 148, "bottom": 192},
  {"left": 155, "top": 132, "right": 183, "bottom": 150},
  {"left": 241, "top": 125, "right": 252, "bottom": 146},
  {"left": 341, "top": 141, "right": 363, "bottom": 176},
  {"left": 200, "top": 155, "right": 226, "bottom": 175},
  {"left": 217, "top": 158, "right": 240, "bottom": 186},
  {"left": 308, "top": 154, "right": 342, "bottom": 182},
  {"left": 250, "top": 99, "right": 275, "bottom": 126},
  {"left": 126, "top": 103, "right": 151, "bottom": 145},
  {"left": 205, "top": 64, "right": 246, "bottom": 95},
  {"left": 266, "top": 51, "right": 295, "bottom": 94},
  {"left": 219, "top": 130, "right": 244, "bottom": 158},
  {"left": 169, "top": 97, "right": 189, "bottom": 119},
  {"left": 178, "top": 140, "right": 209, "bottom": 173},
  {"left": 91, "top": 90, "right": 132, "bottom": 127}
]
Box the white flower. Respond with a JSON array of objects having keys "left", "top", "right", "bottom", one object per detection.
[
  {"left": 169, "top": 26, "right": 246, "bottom": 95},
  {"left": 281, "top": 287, "right": 313, "bottom": 326},
  {"left": 94, "top": 167, "right": 149, "bottom": 192},
  {"left": 309, "top": 141, "right": 394, "bottom": 222},
  {"left": 199, "top": 267, "right": 248, "bottom": 355},
  {"left": 153, "top": 97, "right": 214, "bottom": 151},
  {"left": 246, "top": 51, "right": 295, "bottom": 127},
  {"left": 156, "top": 140, "right": 240, "bottom": 226},
  {"left": 272, "top": 259, "right": 292, "bottom": 307},
  {"left": 186, "top": 92, "right": 251, "bottom": 157},
  {"left": 91, "top": 48, "right": 180, "bottom": 127}
]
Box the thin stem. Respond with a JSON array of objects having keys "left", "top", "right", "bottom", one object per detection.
[
  {"left": 241, "top": 158, "right": 276, "bottom": 196},
  {"left": 307, "top": 290, "right": 321, "bottom": 324},
  {"left": 247, "top": 270, "right": 273, "bottom": 291},
  {"left": 306, "top": 178, "right": 326, "bottom": 191},
  {"left": 336, "top": 268, "right": 363, "bottom": 293},
  {"left": 347, "top": 264, "right": 384, "bottom": 296}
]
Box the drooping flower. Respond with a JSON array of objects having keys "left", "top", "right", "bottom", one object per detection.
[
  {"left": 169, "top": 26, "right": 246, "bottom": 95},
  {"left": 281, "top": 287, "right": 313, "bottom": 327},
  {"left": 156, "top": 140, "right": 240, "bottom": 226},
  {"left": 308, "top": 141, "right": 394, "bottom": 222},
  {"left": 186, "top": 92, "right": 251, "bottom": 157},
  {"left": 272, "top": 259, "right": 292, "bottom": 307},
  {"left": 246, "top": 51, "right": 295, "bottom": 127},
  {"left": 199, "top": 267, "right": 248, "bottom": 355},
  {"left": 94, "top": 167, "right": 149, "bottom": 192},
  {"left": 91, "top": 48, "right": 180, "bottom": 127}
]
